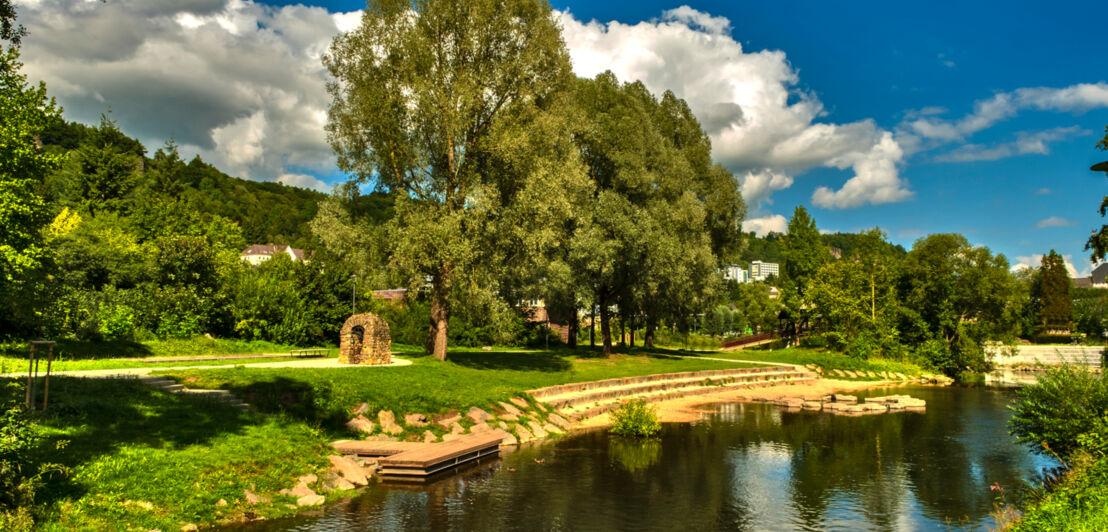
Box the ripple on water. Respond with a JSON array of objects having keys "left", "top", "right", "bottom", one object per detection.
[{"left": 222, "top": 386, "right": 1054, "bottom": 532}]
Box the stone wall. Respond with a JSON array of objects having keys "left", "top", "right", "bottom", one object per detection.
[
  {"left": 339, "top": 314, "right": 392, "bottom": 365},
  {"left": 985, "top": 344, "right": 1104, "bottom": 367}
]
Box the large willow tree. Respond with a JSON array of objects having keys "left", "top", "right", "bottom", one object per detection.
[{"left": 324, "top": 0, "right": 575, "bottom": 359}]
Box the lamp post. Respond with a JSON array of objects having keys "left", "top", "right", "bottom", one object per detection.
[{"left": 351, "top": 274, "right": 357, "bottom": 315}]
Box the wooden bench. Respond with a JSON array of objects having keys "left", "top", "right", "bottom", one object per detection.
[{"left": 290, "top": 349, "right": 329, "bottom": 358}]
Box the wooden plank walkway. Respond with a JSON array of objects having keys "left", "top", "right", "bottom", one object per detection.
[
  {"left": 373, "top": 433, "right": 504, "bottom": 479},
  {"left": 331, "top": 440, "right": 427, "bottom": 457}
]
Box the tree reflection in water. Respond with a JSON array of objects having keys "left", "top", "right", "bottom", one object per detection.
[{"left": 229, "top": 386, "right": 1054, "bottom": 532}]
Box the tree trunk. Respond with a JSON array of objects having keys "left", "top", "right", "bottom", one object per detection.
[
  {"left": 629, "top": 315, "right": 635, "bottom": 347},
  {"left": 599, "top": 292, "right": 613, "bottom": 355},
  {"left": 426, "top": 265, "right": 451, "bottom": 361},
  {"left": 590, "top": 301, "right": 596, "bottom": 347},
  {"left": 620, "top": 319, "right": 626, "bottom": 348},
  {"left": 644, "top": 313, "right": 656, "bottom": 348},
  {"left": 567, "top": 307, "right": 578, "bottom": 350}
]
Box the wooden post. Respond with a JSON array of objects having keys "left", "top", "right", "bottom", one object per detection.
[
  {"left": 43, "top": 343, "right": 54, "bottom": 411},
  {"left": 25, "top": 343, "right": 36, "bottom": 409}
]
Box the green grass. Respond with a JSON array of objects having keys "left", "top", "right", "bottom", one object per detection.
[
  {"left": 159, "top": 348, "right": 757, "bottom": 430},
  {"left": 1008, "top": 455, "right": 1108, "bottom": 531},
  {"left": 687, "top": 347, "right": 927, "bottom": 379},
  {"left": 2, "top": 377, "right": 335, "bottom": 531},
  {"left": 2, "top": 347, "right": 759, "bottom": 529},
  {"left": 0, "top": 338, "right": 332, "bottom": 373}
]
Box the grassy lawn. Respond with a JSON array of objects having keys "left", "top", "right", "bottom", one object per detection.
[
  {"left": 0, "top": 338, "right": 332, "bottom": 373},
  {"left": 687, "top": 347, "right": 927, "bottom": 379},
  {"left": 2, "top": 377, "right": 335, "bottom": 531},
  {"left": 158, "top": 348, "right": 758, "bottom": 430},
  {"left": 2, "top": 347, "right": 757, "bottom": 529}
]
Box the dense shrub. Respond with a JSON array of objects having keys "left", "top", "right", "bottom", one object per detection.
[
  {"left": 0, "top": 383, "right": 63, "bottom": 531},
  {"left": 609, "top": 399, "right": 661, "bottom": 437},
  {"left": 1009, "top": 454, "right": 1108, "bottom": 532},
  {"left": 1009, "top": 364, "right": 1108, "bottom": 459}
]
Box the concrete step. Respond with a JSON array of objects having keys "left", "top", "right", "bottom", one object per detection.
[
  {"left": 539, "top": 370, "right": 812, "bottom": 409},
  {"left": 528, "top": 366, "right": 798, "bottom": 400},
  {"left": 153, "top": 384, "right": 185, "bottom": 392},
  {"left": 559, "top": 376, "right": 819, "bottom": 420}
]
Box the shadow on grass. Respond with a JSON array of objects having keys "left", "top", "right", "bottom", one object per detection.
[
  {"left": 0, "top": 339, "right": 154, "bottom": 360},
  {"left": 218, "top": 377, "right": 348, "bottom": 429},
  {"left": 447, "top": 351, "right": 573, "bottom": 372},
  {"left": 2, "top": 377, "right": 255, "bottom": 508}
]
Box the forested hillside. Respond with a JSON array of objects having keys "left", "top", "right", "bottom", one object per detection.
[{"left": 40, "top": 117, "right": 328, "bottom": 248}]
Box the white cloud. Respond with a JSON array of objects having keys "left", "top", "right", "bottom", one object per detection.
[
  {"left": 1036, "top": 188, "right": 1052, "bottom": 195},
  {"left": 278, "top": 173, "right": 330, "bottom": 192},
  {"left": 739, "top": 170, "right": 793, "bottom": 206},
  {"left": 811, "top": 132, "right": 910, "bottom": 209},
  {"left": 902, "top": 83, "right": 1108, "bottom": 144},
  {"left": 742, "top": 214, "right": 787, "bottom": 237},
  {"left": 934, "top": 126, "right": 1086, "bottom": 163},
  {"left": 1035, "top": 216, "right": 1079, "bottom": 229},
  {"left": 1012, "top": 253, "right": 1086, "bottom": 277},
  {"left": 557, "top": 8, "right": 912, "bottom": 210},
  {"left": 14, "top": 0, "right": 354, "bottom": 186}
]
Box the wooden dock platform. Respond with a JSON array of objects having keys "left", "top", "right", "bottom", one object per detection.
[
  {"left": 332, "top": 433, "right": 505, "bottom": 480},
  {"left": 331, "top": 440, "right": 426, "bottom": 457}
]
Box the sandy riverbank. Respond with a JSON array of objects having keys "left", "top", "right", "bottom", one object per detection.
[{"left": 575, "top": 378, "right": 910, "bottom": 428}]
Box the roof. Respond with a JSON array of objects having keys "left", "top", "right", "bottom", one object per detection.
[
  {"left": 1092, "top": 263, "right": 1108, "bottom": 284},
  {"left": 241, "top": 244, "right": 307, "bottom": 260},
  {"left": 1074, "top": 277, "right": 1094, "bottom": 289},
  {"left": 372, "top": 289, "right": 408, "bottom": 301}
]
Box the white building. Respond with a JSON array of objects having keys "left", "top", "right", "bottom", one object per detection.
[
  {"left": 721, "top": 264, "right": 749, "bottom": 283},
  {"left": 750, "top": 261, "right": 779, "bottom": 282},
  {"left": 240, "top": 244, "right": 307, "bottom": 266}
]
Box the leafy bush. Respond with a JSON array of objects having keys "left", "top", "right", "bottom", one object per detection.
[
  {"left": 1, "top": 383, "right": 63, "bottom": 530},
  {"left": 1010, "top": 454, "right": 1108, "bottom": 532},
  {"left": 96, "top": 302, "right": 135, "bottom": 341},
  {"left": 609, "top": 399, "right": 661, "bottom": 437},
  {"left": 1009, "top": 363, "right": 1108, "bottom": 459}
]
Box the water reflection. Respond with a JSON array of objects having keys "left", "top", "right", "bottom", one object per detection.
[{"left": 228, "top": 386, "right": 1052, "bottom": 532}]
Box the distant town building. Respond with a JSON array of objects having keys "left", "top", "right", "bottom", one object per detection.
[
  {"left": 721, "top": 264, "right": 749, "bottom": 283},
  {"left": 750, "top": 261, "right": 779, "bottom": 282},
  {"left": 240, "top": 244, "right": 308, "bottom": 266},
  {"left": 829, "top": 247, "right": 843, "bottom": 260},
  {"left": 1072, "top": 263, "right": 1108, "bottom": 289},
  {"left": 372, "top": 289, "right": 408, "bottom": 303}
]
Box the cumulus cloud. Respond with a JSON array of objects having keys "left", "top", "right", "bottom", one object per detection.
[
  {"left": 1012, "top": 254, "right": 1086, "bottom": 277},
  {"left": 742, "top": 214, "right": 788, "bottom": 237},
  {"left": 739, "top": 170, "right": 793, "bottom": 206},
  {"left": 14, "top": 0, "right": 354, "bottom": 187},
  {"left": 557, "top": 8, "right": 912, "bottom": 210},
  {"left": 278, "top": 172, "right": 330, "bottom": 192},
  {"left": 1035, "top": 216, "right": 1079, "bottom": 229},
  {"left": 19, "top": 1, "right": 1095, "bottom": 206}
]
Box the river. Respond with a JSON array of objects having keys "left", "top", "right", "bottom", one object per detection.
[{"left": 229, "top": 385, "right": 1053, "bottom": 531}]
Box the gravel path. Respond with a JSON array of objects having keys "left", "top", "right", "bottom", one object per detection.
[{"left": 0, "top": 356, "right": 412, "bottom": 378}]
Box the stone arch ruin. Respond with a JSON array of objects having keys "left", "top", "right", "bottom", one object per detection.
[{"left": 339, "top": 313, "right": 392, "bottom": 365}]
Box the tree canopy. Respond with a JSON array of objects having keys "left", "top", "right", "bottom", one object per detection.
[
  {"left": 324, "top": 0, "right": 577, "bottom": 359},
  {"left": 1089, "top": 125, "right": 1108, "bottom": 263}
]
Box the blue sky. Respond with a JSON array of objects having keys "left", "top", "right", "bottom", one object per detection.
[{"left": 14, "top": 0, "right": 1108, "bottom": 274}]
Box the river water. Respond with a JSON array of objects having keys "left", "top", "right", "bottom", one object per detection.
[{"left": 231, "top": 386, "right": 1053, "bottom": 531}]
